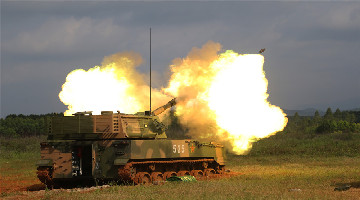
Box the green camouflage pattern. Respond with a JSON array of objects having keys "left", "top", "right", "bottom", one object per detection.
[
  {"left": 37, "top": 98, "right": 226, "bottom": 182},
  {"left": 37, "top": 139, "right": 225, "bottom": 179}
]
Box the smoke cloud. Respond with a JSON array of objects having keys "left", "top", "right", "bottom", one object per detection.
[
  {"left": 163, "top": 41, "right": 288, "bottom": 154},
  {"left": 59, "top": 51, "right": 169, "bottom": 116},
  {"left": 59, "top": 41, "right": 287, "bottom": 154},
  {"left": 163, "top": 41, "right": 222, "bottom": 140}
]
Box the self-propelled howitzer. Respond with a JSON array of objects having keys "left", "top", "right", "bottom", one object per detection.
[{"left": 36, "top": 98, "right": 226, "bottom": 186}]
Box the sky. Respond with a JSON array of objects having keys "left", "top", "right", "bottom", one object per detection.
[{"left": 1, "top": 1, "right": 360, "bottom": 117}]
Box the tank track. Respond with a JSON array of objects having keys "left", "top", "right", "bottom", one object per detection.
[
  {"left": 37, "top": 159, "right": 225, "bottom": 187},
  {"left": 36, "top": 167, "right": 54, "bottom": 188},
  {"left": 118, "top": 158, "right": 225, "bottom": 185}
]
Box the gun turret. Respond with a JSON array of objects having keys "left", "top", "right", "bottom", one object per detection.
[
  {"left": 152, "top": 98, "right": 177, "bottom": 116},
  {"left": 48, "top": 98, "right": 177, "bottom": 140}
]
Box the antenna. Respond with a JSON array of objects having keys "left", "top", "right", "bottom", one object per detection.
[{"left": 149, "top": 28, "right": 152, "bottom": 114}]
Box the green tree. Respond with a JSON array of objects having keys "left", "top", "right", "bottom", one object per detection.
[
  {"left": 313, "top": 110, "right": 321, "bottom": 124},
  {"left": 0, "top": 119, "right": 18, "bottom": 137},
  {"left": 343, "top": 112, "right": 356, "bottom": 122},
  {"left": 0, "top": 113, "right": 59, "bottom": 137},
  {"left": 293, "top": 112, "right": 300, "bottom": 123},
  {"left": 324, "top": 107, "right": 333, "bottom": 120},
  {"left": 316, "top": 120, "right": 337, "bottom": 134},
  {"left": 334, "top": 108, "right": 342, "bottom": 120}
]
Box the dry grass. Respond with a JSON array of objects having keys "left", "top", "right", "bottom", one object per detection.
[
  {"left": 0, "top": 147, "right": 41, "bottom": 195},
  {"left": 2, "top": 155, "right": 359, "bottom": 200},
  {"left": 1, "top": 136, "right": 360, "bottom": 199}
]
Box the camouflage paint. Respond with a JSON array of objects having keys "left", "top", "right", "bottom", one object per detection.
[{"left": 37, "top": 98, "right": 226, "bottom": 182}]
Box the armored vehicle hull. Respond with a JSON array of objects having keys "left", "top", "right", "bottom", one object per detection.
[
  {"left": 37, "top": 99, "right": 226, "bottom": 186},
  {"left": 37, "top": 139, "right": 225, "bottom": 186}
]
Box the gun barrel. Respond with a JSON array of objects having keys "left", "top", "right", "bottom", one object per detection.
[{"left": 152, "top": 98, "right": 177, "bottom": 116}]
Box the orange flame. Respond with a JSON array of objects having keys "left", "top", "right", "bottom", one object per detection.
[
  {"left": 59, "top": 52, "right": 169, "bottom": 116},
  {"left": 59, "top": 42, "right": 287, "bottom": 154},
  {"left": 163, "top": 42, "right": 288, "bottom": 154}
]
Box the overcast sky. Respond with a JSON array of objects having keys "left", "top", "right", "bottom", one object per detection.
[{"left": 1, "top": 1, "right": 359, "bottom": 117}]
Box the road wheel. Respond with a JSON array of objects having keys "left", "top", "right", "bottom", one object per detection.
[
  {"left": 204, "top": 168, "right": 215, "bottom": 177},
  {"left": 135, "top": 172, "right": 151, "bottom": 185},
  {"left": 177, "top": 171, "right": 190, "bottom": 176},
  {"left": 163, "top": 171, "right": 177, "bottom": 180},
  {"left": 216, "top": 165, "right": 225, "bottom": 174},
  {"left": 190, "top": 170, "right": 204, "bottom": 180},
  {"left": 36, "top": 167, "right": 54, "bottom": 188},
  {"left": 150, "top": 172, "right": 163, "bottom": 185}
]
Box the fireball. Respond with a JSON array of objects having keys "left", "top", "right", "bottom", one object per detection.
[{"left": 59, "top": 42, "right": 288, "bottom": 154}]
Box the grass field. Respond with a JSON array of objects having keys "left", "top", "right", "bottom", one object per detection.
[{"left": 1, "top": 134, "right": 360, "bottom": 199}]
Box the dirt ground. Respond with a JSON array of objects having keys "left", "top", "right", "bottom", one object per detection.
[
  {"left": 1, "top": 155, "right": 359, "bottom": 199},
  {"left": 0, "top": 167, "right": 240, "bottom": 199},
  {"left": 0, "top": 170, "right": 45, "bottom": 194}
]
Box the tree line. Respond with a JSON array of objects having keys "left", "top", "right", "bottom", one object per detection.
[
  {"left": 284, "top": 108, "right": 360, "bottom": 136},
  {"left": 1, "top": 108, "right": 359, "bottom": 138},
  {"left": 0, "top": 113, "right": 63, "bottom": 137}
]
